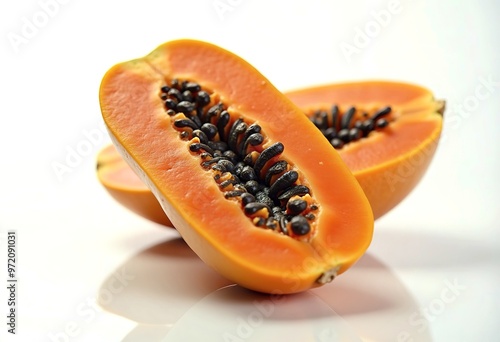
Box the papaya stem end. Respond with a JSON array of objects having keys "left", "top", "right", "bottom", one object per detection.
[
  {"left": 436, "top": 99, "right": 446, "bottom": 116},
  {"left": 316, "top": 266, "right": 341, "bottom": 285}
]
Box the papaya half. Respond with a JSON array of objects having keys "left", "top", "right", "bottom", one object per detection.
[
  {"left": 288, "top": 81, "right": 444, "bottom": 220},
  {"left": 99, "top": 39, "right": 374, "bottom": 294},
  {"left": 98, "top": 81, "right": 444, "bottom": 224}
]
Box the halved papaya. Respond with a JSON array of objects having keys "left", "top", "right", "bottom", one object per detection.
[
  {"left": 287, "top": 81, "right": 444, "bottom": 220},
  {"left": 99, "top": 39, "right": 373, "bottom": 294},
  {"left": 98, "top": 81, "right": 443, "bottom": 223}
]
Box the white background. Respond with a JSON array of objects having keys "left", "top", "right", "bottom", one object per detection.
[{"left": 1, "top": 0, "right": 499, "bottom": 341}]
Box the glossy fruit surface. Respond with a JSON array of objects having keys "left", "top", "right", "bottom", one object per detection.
[
  {"left": 99, "top": 39, "right": 373, "bottom": 293},
  {"left": 99, "top": 80, "right": 443, "bottom": 222},
  {"left": 288, "top": 81, "right": 444, "bottom": 219}
]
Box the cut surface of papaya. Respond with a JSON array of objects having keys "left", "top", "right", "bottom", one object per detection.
[
  {"left": 98, "top": 80, "right": 443, "bottom": 222},
  {"left": 99, "top": 39, "right": 373, "bottom": 294},
  {"left": 288, "top": 81, "right": 444, "bottom": 220}
]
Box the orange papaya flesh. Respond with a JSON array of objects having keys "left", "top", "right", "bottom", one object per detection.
[
  {"left": 96, "top": 144, "right": 173, "bottom": 226},
  {"left": 99, "top": 40, "right": 374, "bottom": 294},
  {"left": 97, "top": 80, "right": 443, "bottom": 222},
  {"left": 287, "top": 81, "right": 444, "bottom": 219}
]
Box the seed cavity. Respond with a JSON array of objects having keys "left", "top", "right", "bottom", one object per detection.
[
  {"left": 268, "top": 170, "right": 299, "bottom": 200},
  {"left": 278, "top": 185, "right": 310, "bottom": 201},
  {"left": 310, "top": 105, "right": 392, "bottom": 149},
  {"left": 287, "top": 198, "right": 308, "bottom": 215},
  {"left": 160, "top": 79, "right": 319, "bottom": 240},
  {"left": 244, "top": 202, "right": 270, "bottom": 216},
  {"left": 290, "top": 216, "right": 311, "bottom": 236},
  {"left": 253, "top": 142, "right": 285, "bottom": 178},
  {"left": 264, "top": 160, "right": 288, "bottom": 186}
]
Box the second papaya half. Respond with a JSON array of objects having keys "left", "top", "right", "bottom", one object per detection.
[
  {"left": 99, "top": 39, "right": 374, "bottom": 294},
  {"left": 98, "top": 80, "right": 444, "bottom": 225}
]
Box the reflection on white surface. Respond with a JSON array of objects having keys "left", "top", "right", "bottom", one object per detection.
[
  {"left": 160, "top": 285, "right": 362, "bottom": 342},
  {"left": 313, "top": 254, "right": 433, "bottom": 342},
  {"left": 99, "top": 237, "right": 432, "bottom": 342},
  {"left": 98, "top": 237, "right": 232, "bottom": 325}
]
